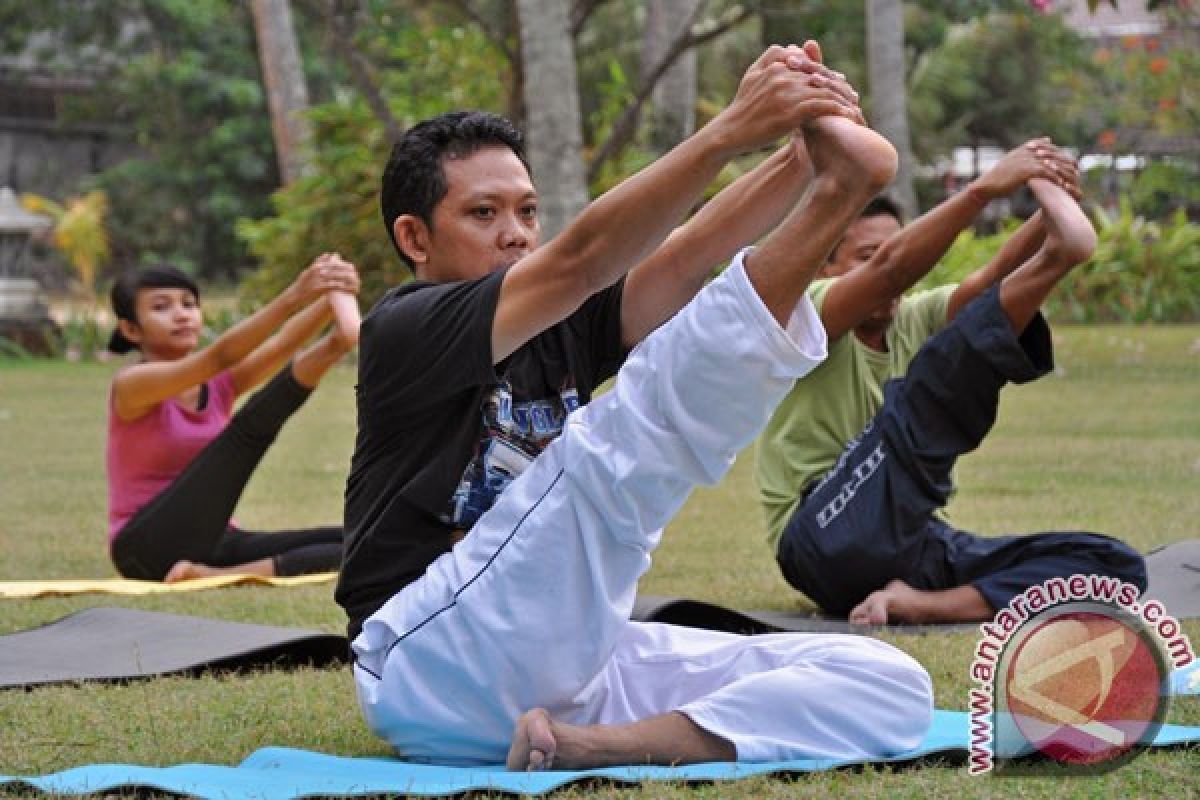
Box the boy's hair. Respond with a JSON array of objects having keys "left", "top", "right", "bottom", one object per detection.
[
  {"left": 380, "top": 111, "right": 529, "bottom": 269},
  {"left": 861, "top": 194, "right": 905, "bottom": 224},
  {"left": 828, "top": 194, "right": 906, "bottom": 264},
  {"left": 107, "top": 265, "right": 200, "bottom": 354}
]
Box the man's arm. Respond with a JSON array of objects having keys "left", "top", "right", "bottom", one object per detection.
[
  {"left": 617, "top": 137, "right": 814, "bottom": 347},
  {"left": 819, "top": 138, "right": 1076, "bottom": 341},
  {"left": 491, "top": 45, "right": 862, "bottom": 363}
]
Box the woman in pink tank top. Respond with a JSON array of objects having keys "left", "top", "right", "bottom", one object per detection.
[{"left": 105, "top": 255, "right": 360, "bottom": 583}]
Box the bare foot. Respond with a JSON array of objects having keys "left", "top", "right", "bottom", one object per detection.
[
  {"left": 1029, "top": 177, "right": 1096, "bottom": 265},
  {"left": 162, "top": 557, "right": 275, "bottom": 583},
  {"left": 507, "top": 708, "right": 558, "bottom": 771},
  {"left": 328, "top": 291, "right": 361, "bottom": 350},
  {"left": 163, "top": 560, "right": 211, "bottom": 583},
  {"left": 848, "top": 579, "right": 915, "bottom": 626},
  {"left": 804, "top": 115, "right": 898, "bottom": 198}
]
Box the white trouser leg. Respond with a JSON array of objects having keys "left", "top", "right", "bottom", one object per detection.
[
  {"left": 582, "top": 622, "right": 932, "bottom": 761},
  {"left": 353, "top": 252, "right": 827, "bottom": 764}
]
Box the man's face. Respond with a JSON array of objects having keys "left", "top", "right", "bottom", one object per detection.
[
  {"left": 413, "top": 146, "right": 540, "bottom": 282},
  {"left": 824, "top": 212, "right": 903, "bottom": 329}
]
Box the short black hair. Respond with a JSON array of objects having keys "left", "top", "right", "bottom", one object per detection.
[
  {"left": 860, "top": 194, "right": 905, "bottom": 224},
  {"left": 107, "top": 265, "right": 200, "bottom": 354},
  {"left": 380, "top": 111, "right": 530, "bottom": 270},
  {"left": 828, "top": 195, "right": 905, "bottom": 265}
]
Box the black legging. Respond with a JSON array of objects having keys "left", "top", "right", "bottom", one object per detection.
[{"left": 110, "top": 366, "right": 343, "bottom": 581}]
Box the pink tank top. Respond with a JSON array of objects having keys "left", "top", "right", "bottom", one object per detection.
[{"left": 106, "top": 371, "right": 238, "bottom": 541}]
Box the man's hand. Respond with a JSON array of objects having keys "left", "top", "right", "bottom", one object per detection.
[
  {"left": 971, "top": 138, "right": 1080, "bottom": 201},
  {"left": 710, "top": 42, "right": 863, "bottom": 157}
]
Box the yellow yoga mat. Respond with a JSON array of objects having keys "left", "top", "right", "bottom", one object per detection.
[{"left": 0, "top": 571, "right": 337, "bottom": 599}]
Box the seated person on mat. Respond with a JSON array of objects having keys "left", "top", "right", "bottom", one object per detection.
[
  {"left": 105, "top": 255, "right": 361, "bottom": 583},
  {"left": 755, "top": 141, "right": 1147, "bottom": 626},
  {"left": 341, "top": 44, "right": 936, "bottom": 770}
]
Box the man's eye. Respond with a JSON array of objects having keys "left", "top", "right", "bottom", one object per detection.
[
  {"left": 472, "top": 207, "right": 496, "bottom": 219},
  {"left": 520, "top": 206, "right": 538, "bottom": 219}
]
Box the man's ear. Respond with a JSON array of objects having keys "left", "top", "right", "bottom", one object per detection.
[
  {"left": 117, "top": 318, "right": 143, "bottom": 346},
  {"left": 393, "top": 215, "right": 431, "bottom": 267}
]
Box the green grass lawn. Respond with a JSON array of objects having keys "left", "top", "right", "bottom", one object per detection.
[{"left": 1, "top": 325, "right": 1198, "bottom": 797}]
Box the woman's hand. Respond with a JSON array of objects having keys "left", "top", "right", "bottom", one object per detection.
[{"left": 289, "top": 253, "right": 361, "bottom": 308}]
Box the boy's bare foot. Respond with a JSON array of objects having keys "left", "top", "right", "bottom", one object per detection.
[
  {"left": 328, "top": 291, "right": 361, "bottom": 350},
  {"left": 849, "top": 579, "right": 915, "bottom": 625},
  {"left": 804, "top": 115, "right": 898, "bottom": 199},
  {"left": 849, "top": 580, "right": 994, "bottom": 625},
  {"left": 507, "top": 708, "right": 559, "bottom": 770},
  {"left": 1028, "top": 177, "right": 1097, "bottom": 266}
]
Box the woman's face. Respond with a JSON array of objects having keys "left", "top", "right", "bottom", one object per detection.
[{"left": 125, "top": 287, "right": 203, "bottom": 359}]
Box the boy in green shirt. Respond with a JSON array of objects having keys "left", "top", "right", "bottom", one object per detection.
[{"left": 755, "top": 144, "right": 1146, "bottom": 625}]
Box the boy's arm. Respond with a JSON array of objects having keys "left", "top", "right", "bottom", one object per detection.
[
  {"left": 491, "top": 45, "right": 861, "bottom": 363},
  {"left": 819, "top": 138, "right": 1074, "bottom": 341},
  {"left": 945, "top": 213, "right": 1048, "bottom": 321}
]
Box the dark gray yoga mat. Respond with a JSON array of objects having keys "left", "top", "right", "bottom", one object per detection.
[
  {"left": 633, "top": 539, "right": 1200, "bottom": 635},
  {"left": 0, "top": 607, "right": 348, "bottom": 690}
]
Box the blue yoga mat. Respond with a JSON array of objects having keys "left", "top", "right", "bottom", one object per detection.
[
  {"left": 1173, "top": 661, "right": 1200, "bottom": 695},
  {"left": 2, "top": 710, "right": 1198, "bottom": 799}
]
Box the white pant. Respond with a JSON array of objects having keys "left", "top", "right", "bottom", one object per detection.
[{"left": 353, "top": 252, "right": 933, "bottom": 765}]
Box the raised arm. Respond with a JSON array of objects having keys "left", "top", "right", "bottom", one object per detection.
[
  {"left": 617, "top": 137, "right": 814, "bottom": 347},
  {"left": 819, "top": 138, "right": 1076, "bottom": 341},
  {"left": 111, "top": 255, "right": 356, "bottom": 421},
  {"left": 945, "top": 212, "right": 1048, "bottom": 321},
  {"left": 491, "top": 44, "right": 862, "bottom": 362}
]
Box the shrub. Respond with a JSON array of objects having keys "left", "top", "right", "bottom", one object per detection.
[{"left": 918, "top": 200, "right": 1200, "bottom": 323}]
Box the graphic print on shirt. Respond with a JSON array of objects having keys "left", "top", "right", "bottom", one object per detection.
[{"left": 443, "top": 380, "right": 581, "bottom": 530}]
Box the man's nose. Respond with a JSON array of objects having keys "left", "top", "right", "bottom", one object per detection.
[{"left": 499, "top": 214, "right": 530, "bottom": 249}]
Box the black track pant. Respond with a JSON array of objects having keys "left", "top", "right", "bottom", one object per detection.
[{"left": 776, "top": 286, "right": 1146, "bottom": 616}]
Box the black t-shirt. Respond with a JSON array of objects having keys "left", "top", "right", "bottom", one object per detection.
[{"left": 336, "top": 269, "right": 626, "bottom": 639}]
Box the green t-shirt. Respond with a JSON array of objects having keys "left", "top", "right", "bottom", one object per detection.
[{"left": 754, "top": 278, "right": 956, "bottom": 549}]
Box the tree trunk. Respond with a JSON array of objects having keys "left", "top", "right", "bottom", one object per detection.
[
  {"left": 250, "top": 0, "right": 313, "bottom": 185},
  {"left": 642, "top": 0, "right": 699, "bottom": 154},
  {"left": 516, "top": 0, "right": 588, "bottom": 240},
  {"left": 865, "top": 0, "right": 918, "bottom": 217}
]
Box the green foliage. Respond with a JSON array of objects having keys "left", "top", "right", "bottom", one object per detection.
[
  {"left": 79, "top": 5, "right": 280, "bottom": 281},
  {"left": 2, "top": 1, "right": 342, "bottom": 282},
  {"left": 586, "top": 59, "right": 656, "bottom": 196},
  {"left": 915, "top": 221, "right": 1016, "bottom": 291},
  {"left": 909, "top": 10, "right": 1090, "bottom": 157},
  {"left": 239, "top": 20, "right": 507, "bottom": 308},
  {"left": 1128, "top": 161, "right": 1200, "bottom": 219},
  {"left": 0, "top": 336, "right": 35, "bottom": 361},
  {"left": 920, "top": 202, "right": 1200, "bottom": 323},
  {"left": 1070, "top": 28, "right": 1200, "bottom": 157},
  {"left": 1053, "top": 202, "right": 1200, "bottom": 324}
]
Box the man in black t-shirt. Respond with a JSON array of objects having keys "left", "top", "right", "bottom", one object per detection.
[{"left": 342, "top": 44, "right": 936, "bottom": 770}]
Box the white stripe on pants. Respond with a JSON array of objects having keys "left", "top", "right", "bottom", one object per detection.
[{"left": 352, "top": 251, "right": 933, "bottom": 765}]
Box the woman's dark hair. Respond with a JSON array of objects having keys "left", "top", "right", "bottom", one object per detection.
[
  {"left": 107, "top": 265, "right": 200, "bottom": 354},
  {"left": 380, "top": 110, "right": 529, "bottom": 270}
]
